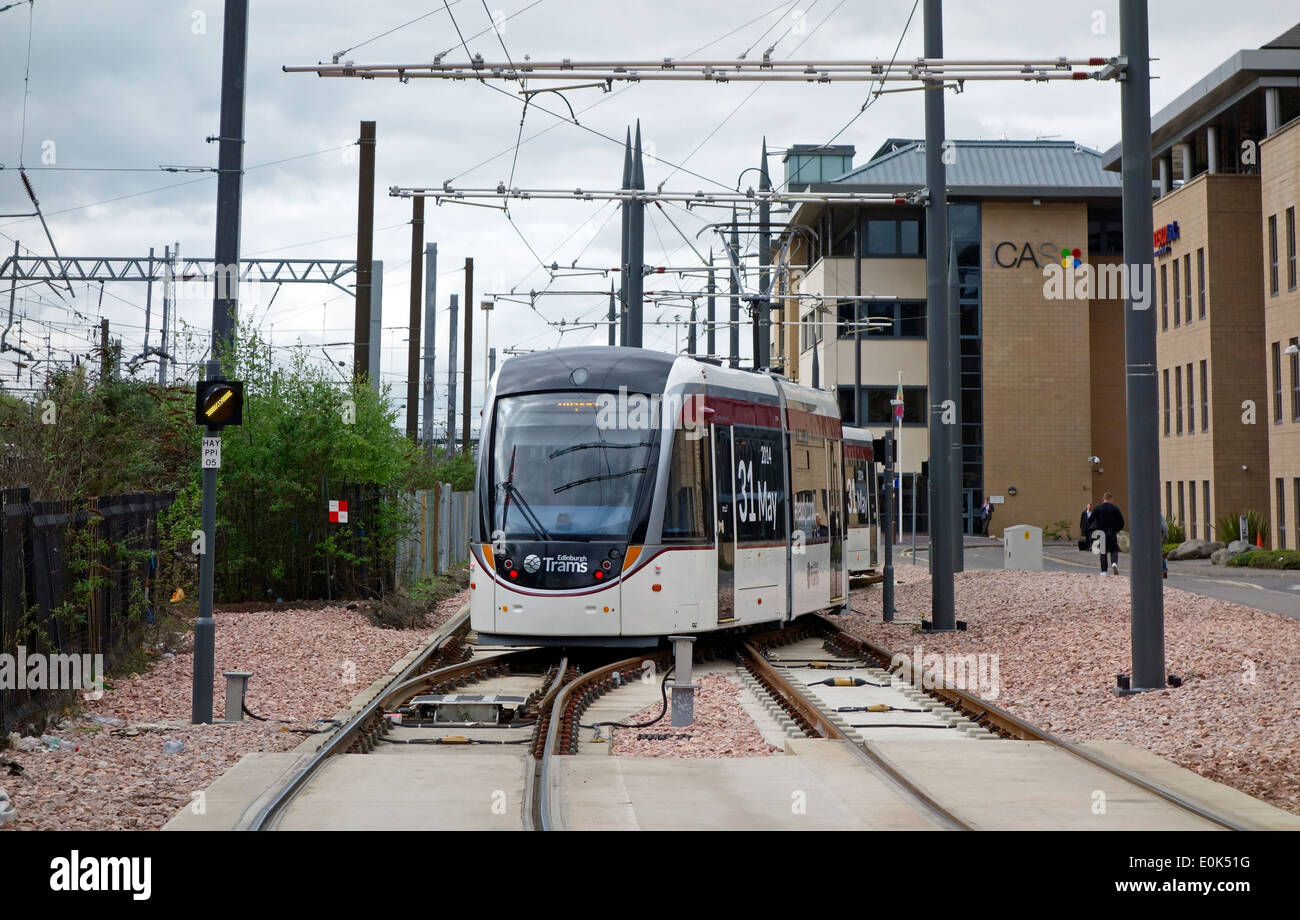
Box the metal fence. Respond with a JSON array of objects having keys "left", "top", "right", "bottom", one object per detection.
[
  {"left": 394, "top": 484, "right": 474, "bottom": 587},
  {"left": 0, "top": 488, "right": 174, "bottom": 736},
  {"left": 216, "top": 479, "right": 393, "bottom": 603}
]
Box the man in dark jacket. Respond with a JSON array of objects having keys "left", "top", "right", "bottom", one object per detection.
[
  {"left": 1088, "top": 492, "right": 1125, "bottom": 575},
  {"left": 978, "top": 498, "right": 993, "bottom": 537}
]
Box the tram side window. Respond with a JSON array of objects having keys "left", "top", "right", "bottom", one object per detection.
[
  {"left": 733, "top": 426, "right": 786, "bottom": 544},
  {"left": 791, "top": 434, "right": 829, "bottom": 543},
  {"left": 662, "top": 428, "right": 713, "bottom": 543}
]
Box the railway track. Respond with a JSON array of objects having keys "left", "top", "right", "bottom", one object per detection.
[
  {"left": 250, "top": 608, "right": 576, "bottom": 831},
  {"left": 249, "top": 605, "right": 658, "bottom": 831},
  {"left": 742, "top": 614, "right": 1250, "bottom": 831},
  {"left": 246, "top": 605, "right": 1252, "bottom": 831}
]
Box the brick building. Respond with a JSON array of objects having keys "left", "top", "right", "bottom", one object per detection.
[
  {"left": 1101, "top": 21, "right": 1300, "bottom": 548},
  {"left": 777, "top": 139, "right": 1126, "bottom": 535}
]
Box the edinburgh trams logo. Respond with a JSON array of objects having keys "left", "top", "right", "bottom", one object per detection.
[
  {"left": 523, "top": 554, "right": 542, "bottom": 573},
  {"left": 543, "top": 553, "right": 589, "bottom": 573}
]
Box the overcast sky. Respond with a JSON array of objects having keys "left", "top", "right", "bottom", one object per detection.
[{"left": 1, "top": 0, "right": 1295, "bottom": 428}]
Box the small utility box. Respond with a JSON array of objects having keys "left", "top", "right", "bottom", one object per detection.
[{"left": 1004, "top": 525, "right": 1043, "bottom": 571}]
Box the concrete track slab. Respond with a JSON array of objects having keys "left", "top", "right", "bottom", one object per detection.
[
  {"left": 276, "top": 752, "right": 530, "bottom": 830},
  {"left": 868, "top": 739, "right": 1221, "bottom": 830},
  {"left": 163, "top": 751, "right": 308, "bottom": 830},
  {"left": 1079, "top": 741, "right": 1300, "bottom": 830},
  {"left": 558, "top": 739, "right": 943, "bottom": 830}
]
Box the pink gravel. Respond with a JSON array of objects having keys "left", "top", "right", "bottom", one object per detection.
[
  {"left": 842, "top": 565, "right": 1300, "bottom": 815},
  {"left": 0, "top": 590, "right": 468, "bottom": 831},
  {"left": 610, "top": 672, "right": 779, "bottom": 758}
]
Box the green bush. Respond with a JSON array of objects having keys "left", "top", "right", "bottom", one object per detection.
[
  {"left": 1044, "top": 519, "right": 1072, "bottom": 541},
  {"left": 2, "top": 321, "right": 456, "bottom": 604},
  {"left": 1216, "top": 509, "right": 1269, "bottom": 545},
  {"left": 1, "top": 365, "right": 198, "bottom": 497},
  {"left": 1226, "top": 549, "right": 1300, "bottom": 569},
  {"left": 1161, "top": 542, "right": 1179, "bottom": 557},
  {"left": 1165, "top": 517, "right": 1185, "bottom": 544}
]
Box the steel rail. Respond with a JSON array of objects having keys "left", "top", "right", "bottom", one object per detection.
[
  {"left": 538, "top": 652, "right": 664, "bottom": 832},
  {"left": 810, "top": 615, "right": 1251, "bottom": 831},
  {"left": 248, "top": 608, "right": 552, "bottom": 830},
  {"left": 738, "top": 634, "right": 971, "bottom": 831},
  {"left": 524, "top": 654, "right": 569, "bottom": 832}
]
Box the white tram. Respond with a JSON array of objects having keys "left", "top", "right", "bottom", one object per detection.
[{"left": 469, "top": 347, "right": 882, "bottom": 645}]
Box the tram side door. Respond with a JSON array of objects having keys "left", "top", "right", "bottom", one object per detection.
[
  {"left": 714, "top": 426, "right": 736, "bottom": 623},
  {"left": 828, "top": 440, "right": 844, "bottom": 602}
]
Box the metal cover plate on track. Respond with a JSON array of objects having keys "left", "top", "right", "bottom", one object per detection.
[{"left": 407, "top": 694, "right": 528, "bottom": 723}]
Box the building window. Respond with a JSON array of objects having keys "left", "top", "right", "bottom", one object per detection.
[
  {"left": 862, "top": 214, "right": 923, "bottom": 258},
  {"left": 1163, "top": 368, "right": 1170, "bottom": 435},
  {"left": 1288, "top": 207, "right": 1297, "bottom": 291},
  {"left": 1295, "top": 479, "right": 1300, "bottom": 551},
  {"left": 1175, "top": 365, "right": 1183, "bottom": 435},
  {"left": 1279, "top": 479, "right": 1288, "bottom": 549},
  {"left": 851, "top": 386, "right": 927, "bottom": 425},
  {"left": 1200, "top": 359, "right": 1209, "bottom": 431},
  {"left": 1177, "top": 481, "right": 1185, "bottom": 529},
  {"left": 799, "top": 310, "right": 823, "bottom": 351},
  {"left": 1172, "top": 264, "right": 1180, "bottom": 323},
  {"left": 1190, "top": 480, "right": 1197, "bottom": 541},
  {"left": 1087, "top": 209, "right": 1124, "bottom": 255},
  {"left": 1184, "top": 254, "right": 1192, "bottom": 323},
  {"left": 1162, "top": 263, "right": 1170, "bottom": 329},
  {"left": 1291, "top": 338, "right": 1300, "bottom": 421},
  {"left": 1197, "top": 248, "right": 1206, "bottom": 318},
  {"left": 1273, "top": 341, "right": 1283, "bottom": 423},
  {"left": 1187, "top": 362, "right": 1195, "bottom": 434},
  {"left": 1269, "top": 214, "right": 1279, "bottom": 295},
  {"left": 1165, "top": 481, "right": 1172, "bottom": 521},
  {"left": 1203, "top": 481, "right": 1211, "bottom": 540},
  {"left": 837, "top": 300, "right": 925, "bottom": 339}
]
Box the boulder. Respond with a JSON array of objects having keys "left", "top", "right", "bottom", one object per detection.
[
  {"left": 1210, "top": 547, "right": 1234, "bottom": 566},
  {"left": 1207, "top": 541, "right": 1225, "bottom": 554},
  {"left": 1226, "top": 539, "right": 1251, "bottom": 555},
  {"left": 1167, "top": 539, "right": 1212, "bottom": 561},
  {"left": 1116, "top": 532, "right": 1130, "bottom": 552}
]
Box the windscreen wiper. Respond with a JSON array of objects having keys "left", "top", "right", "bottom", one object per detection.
[
  {"left": 499, "top": 445, "right": 553, "bottom": 540},
  {"left": 499, "top": 481, "right": 553, "bottom": 540},
  {"left": 547, "top": 440, "right": 652, "bottom": 460},
  {"left": 552, "top": 467, "right": 648, "bottom": 495}
]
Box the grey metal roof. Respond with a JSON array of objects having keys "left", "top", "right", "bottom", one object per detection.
[
  {"left": 1264, "top": 22, "right": 1300, "bottom": 49},
  {"left": 829, "top": 139, "right": 1123, "bottom": 197}
]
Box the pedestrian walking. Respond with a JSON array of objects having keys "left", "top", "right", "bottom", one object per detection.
[
  {"left": 978, "top": 497, "right": 994, "bottom": 537},
  {"left": 1088, "top": 492, "right": 1124, "bottom": 576}
]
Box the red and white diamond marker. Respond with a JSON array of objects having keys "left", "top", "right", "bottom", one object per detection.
[{"left": 328, "top": 499, "right": 349, "bottom": 523}]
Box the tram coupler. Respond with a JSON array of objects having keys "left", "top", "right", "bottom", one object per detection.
[{"left": 666, "top": 635, "right": 697, "bottom": 727}]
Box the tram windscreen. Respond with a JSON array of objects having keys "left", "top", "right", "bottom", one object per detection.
[{"left": 490, "top": 392, "right": 657, "bottom": 541}]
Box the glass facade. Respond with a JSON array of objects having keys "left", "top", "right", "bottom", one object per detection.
[{"left": 952, "top": 201, "right": 984, "bottom": 533}]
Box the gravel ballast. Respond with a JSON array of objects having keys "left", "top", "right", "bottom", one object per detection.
[
  {"left": 610, "top": 672, "right": 779, "bottom": 758},
  {"left": 842, "top": 564, "right": 1300, "bottom": 815},
  {"left": 1, "top": 591, "right": 467, "bottom": 831}
]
